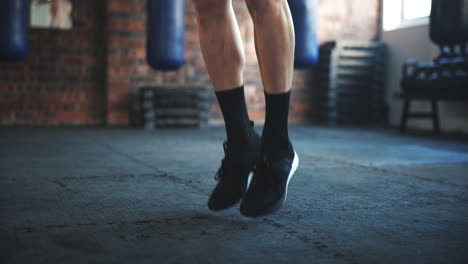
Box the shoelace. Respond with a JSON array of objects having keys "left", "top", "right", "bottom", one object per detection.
[
  {"left": 214, "top": 141, "right": 232, "bottom": 182},
  {"left": 249, "top": 141, "right": 291, "bottom": 190},
  {"left": 249, "top": 152, "right": 271, "bottom": 189}
]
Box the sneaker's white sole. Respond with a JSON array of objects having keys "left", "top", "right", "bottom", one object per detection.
[
  {"left": 283, "top": 151, "right": 299, "bottom": 205},
  {"left": 240, "top": 151, "right": 300, "bottom": 217},
  {"left": 247, "top": 171, "right": 254, "bottom": 190}
]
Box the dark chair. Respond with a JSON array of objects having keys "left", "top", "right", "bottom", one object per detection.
[{"left": 396, "top": 0, "right": 468, "bottom": 134}]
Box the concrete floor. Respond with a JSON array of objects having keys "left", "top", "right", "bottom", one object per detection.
[{"left": 1, "top": 126, "right": 467, "bottom": 264}]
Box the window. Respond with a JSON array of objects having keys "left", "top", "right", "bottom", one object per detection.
[
  {"left": 383, "top": 0, "right": 432, "bottom": 31},
  {"left": 30, "top": 0, "right": 72, "bottom": 30}
]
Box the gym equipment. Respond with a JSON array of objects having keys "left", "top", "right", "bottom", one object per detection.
[
  {"left": 139, "top": 86, "right": 212, "bottom": 129},
  {"left": 0, "top": 0, "right": 29, "bottom": 61},
  {"left": 430, "top": 0, "right": 468, "bottom": 46},
  {"left": 146, "top": 0, "right": 185, "bottom": 71},
  {"left": 288, "top": 0, "right": 319, "bottom": 68},
  {"left": 318, "top": 41, "right": 386, "bottom": 125},
  {"left": 396, "top": 0, "right": 468, "bottom": 134}
]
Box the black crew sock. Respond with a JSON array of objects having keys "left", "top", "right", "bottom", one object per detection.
[
  {"left": 215, "top": 85, "right": 253, "bottom": 145},
  {"left": 262, "top": 90, "right": 292, "bottom": 156}
]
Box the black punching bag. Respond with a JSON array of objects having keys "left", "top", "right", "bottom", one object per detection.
[
  {"left": 288, "top": 0, "right": 318, "bottom": 68},
  {"left": 0, "top": 0, "right": 29, "bottom": 61},
  {"left": 147, "top": 0, "right": 185, "bottom": 71}
]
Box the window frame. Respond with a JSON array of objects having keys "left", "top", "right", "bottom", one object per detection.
[{"left": 383, "top": 0, "right": 432, "bottom": 32}]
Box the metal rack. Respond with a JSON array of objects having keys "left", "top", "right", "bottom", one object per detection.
[
  {"left": 139, "top": 85, "right": 212, "bottom": 129},
  {"left": 318, "top": 41, "right": 387, "bottom": 125}
]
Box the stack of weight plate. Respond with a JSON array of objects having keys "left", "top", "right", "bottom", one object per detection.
[
  {"left": 139, "top": 85, "right": 212, "bottom": 129},
  {"left": 318, "top": 41, "right": 386, "bottom": 125}
]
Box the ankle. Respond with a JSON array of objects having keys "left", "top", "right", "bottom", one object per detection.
[{"left": 261, "top": 137, "right": 292, "bottom": 159}]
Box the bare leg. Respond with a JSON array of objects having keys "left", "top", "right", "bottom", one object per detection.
[
  {"left": 239, "top": 0, "right": 298, "bottom": 217},
  {"left": 194, "top": 0, "right": 262, "bottom": 212},
  {"left": 192, "top": 0, "right": 245, "bottom": 92},
  {"left": 246, "top": 0, "right": 295, "bottom": 94}
]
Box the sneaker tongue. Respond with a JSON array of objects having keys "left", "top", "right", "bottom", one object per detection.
[{"left": 224, "top": 140, "right": 250, "bottom": 156}]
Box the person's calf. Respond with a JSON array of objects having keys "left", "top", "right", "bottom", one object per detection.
[
  {"left": 193, "top": 0, "right": 231, "bottom": 25},
  {"left": 245, "top": 0, "right": 284, "bottom": 22}
]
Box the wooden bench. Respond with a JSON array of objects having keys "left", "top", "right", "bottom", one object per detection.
[{"left": 393, "top": 90, "right": 468, "bottom": 135}]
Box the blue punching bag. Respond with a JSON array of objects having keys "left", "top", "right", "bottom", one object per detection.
[
  {"left": 147, "top": 0, "right": 185, "bottom": 71},
  {"left": 0, "top": 0, "right": 29, "bottom": 61},
  {"left": 288, "top": 0, "right": 318, "bottom": 68}
]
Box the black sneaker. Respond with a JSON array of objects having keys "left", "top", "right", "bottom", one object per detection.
[
  {"left": 240, "top": 142, "right": 299, "bottom": 217},
  {"left": 207, "top": 131, "right": 261, "bottom": 211}
]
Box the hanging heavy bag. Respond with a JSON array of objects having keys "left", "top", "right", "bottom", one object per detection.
[
  {"left": 146, "top": 0, "right": 185, "bottom": 71},
  {"left": 429, "top": 0, "right": 467, "bottom": 46},
  {"left": 0, "top": 0, "right": 29, "bottom": 61},
  {"left": 288, "top": 0, "right": 318, "bottom": 68}
]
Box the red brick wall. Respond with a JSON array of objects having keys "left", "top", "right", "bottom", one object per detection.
[
  {"left": 0, "top": 0, "right": 106, "bottom": 126},
  {"left": 0, "top": 0, "right": 380, "bottom": 126},
  {"left": 105, "top": 0, "right": 205, "bottom": 126},
  {"left": 105, "top": 0, "right": 382, "bottom": 126}
]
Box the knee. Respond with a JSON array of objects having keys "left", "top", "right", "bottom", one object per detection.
[
  {"left": 245, "top": 0, "right": 283, "bottom": 16},
  {"left": 192, "top": 0, "right": 229, "bottom": 20}
]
